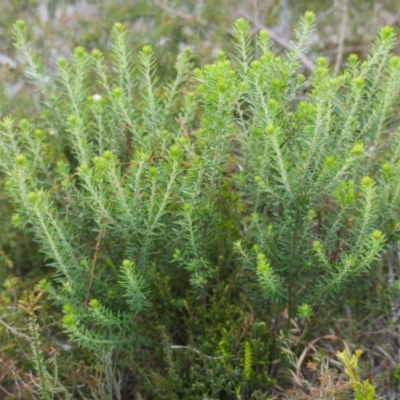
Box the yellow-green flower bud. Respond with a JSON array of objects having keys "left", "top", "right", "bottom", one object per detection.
[
  {"left": 371, "top": 230, "right": 383, "bottom": 241},
  {"left": 389, "top": 56, "right": 400, "bottom": 69},
  {"left": 348, "top": 54, "right": 358, "bottom": 64},
  {"left": 19, "top": 119, "right": 30, "bottom": 131},
  {"left": 57, "top": 57, "right": 68, "bottom": 69},
  {"left": 313, "top": 240, "right": 322, "bottom": 251},
  {"left": 178, "top": 136, "right": 187, "bottom": 146},
  {"left": 89, "top": 299, "right": 100, "bottom": 309},
  {"left": 350, "top": 142, "right": 364, "bottom": 156},
  {"left": 78, "top": 164, "right": 89, "bottom": 175},
  {"left": 122, "top": 260, "right": 133, "bottom": 269},
  {"left": 15, "top": 19, "right": 26, "bottom": 29},
  {"left": 267, "top": 98, "right": 277, "bottom": 108},
  {"left": 381, "top": 162, "right": 392, "bottom": 179},
  {"left": 74, "top": 46, "right": 86, "bottom": 58},
  {"left": 148, "top": 166, "right": 158, "bottom": 178},
  {"left": 265, "top": 124, "right": 275, "bottom": 135},
  {"left": 304, "top": 11, "right": 315, "bottom": 25},
  {"left": 15, "top": 154, "right": 26, "bottom": 165},
  {"left": 34, "top": 129, "right": 44, "bottom": 139},
  {"left": 251, "top": 60, "right": 260, "bottom": 71},
  {"left": 169, "top": 144, "right": 182, "bottom": 160},
  {"left": 258, "top": 30, "right": 269, "bottom": 42},
  {"left": 380, "top": 26, "right": 394, "bottom": 40},
  {"left": 193, "top": 68, "right": 202, "bottom": 78},
  {"left": 142, "top": 45, "right": 153, "bottom": 56},
  {"left": 63, "top": 315, "right": 75, "bottom": 326},
  {"left": 11, "top": 214, "right": 21, "bottom": 227},
  {"left": 324, "top": 155, "right": 335, "bottom": 169},
  {"left": 316, "top": 57, "right": 328, "bottom": 68},
  {"left": 297, "top": 74, "right": 305, "bottom": 85},
  {"left": 234, "top": 18, "right": 248, "bottom": 32},
  {"left": 112, "top": 87, "right": 122, "bottom": 98},
  {"left": 361, "top": 176, "right": 373, "bottom": 186},
  {"left": 113, "top": 22, "right": 125, "bottom": 34},
  {"left": 297, "top": 303, "right": 313, "bottom": 321},
  {"left": 102, "top": 150, "right": 113, "bottom": 161},
  {"left": 217, "top": 77, "right": 227, "bottom": 92},
  {"left": 353, "top": 77, "right": 365, "bottom": 89},
  {"left": 256, "top": 253, "right": 269, "bottom": 273},
  {"left": 27, "top": 191, "right": 38, "bottom": 204},
  {"left": 91, "top": 49, "right": 101, "bottom": 59},
  {"left": 67, "top": 115, "right": 77, "bottom": 126}
]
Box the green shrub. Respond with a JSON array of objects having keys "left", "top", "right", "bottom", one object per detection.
[{"left": 1, "top": 12, "right": 400, "bottom": 398}]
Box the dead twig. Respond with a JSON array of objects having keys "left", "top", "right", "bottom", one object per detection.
[
  {"left": 84, "top": 223, "right": 107, "bottom": 307},
  {"left": 0, "top": 317, "right": 32, "bottom": 342},
  {"left": 240, "top": 10, "right": 315, "bottom": 71},
  {"left": 334, "top": 0, "right": 349, "bottom": 75}
]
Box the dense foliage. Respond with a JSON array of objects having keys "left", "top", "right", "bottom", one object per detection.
[{"left": 1, "top": 8, "right": 400, "bottom": 399}]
